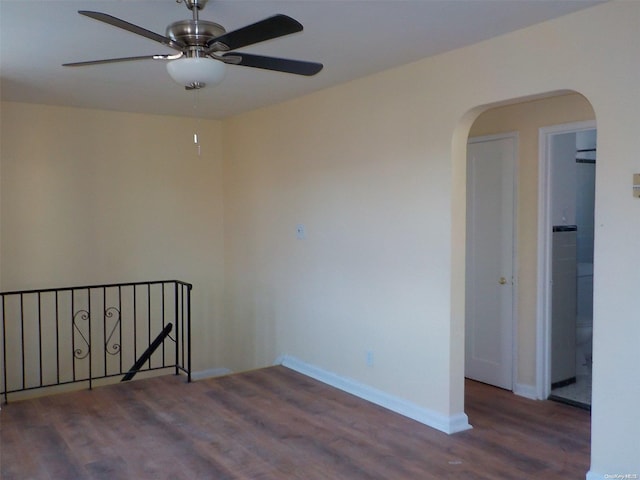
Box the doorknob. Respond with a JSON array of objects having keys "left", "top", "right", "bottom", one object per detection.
[{"left": 499, "top": 277, "right": 507, "bottom": 285}]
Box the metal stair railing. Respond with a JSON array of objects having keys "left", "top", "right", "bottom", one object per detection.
[{"left": 0, "top": 280, "right": 192, "bottom": 403}]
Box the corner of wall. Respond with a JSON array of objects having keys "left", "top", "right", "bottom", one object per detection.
[{"left": 513, "top": 383, "right": 539, "bottom": 400}]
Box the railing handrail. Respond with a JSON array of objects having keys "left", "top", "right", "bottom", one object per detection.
[{"left": 0, "top": 279, "right": 193, "bottom": 297}]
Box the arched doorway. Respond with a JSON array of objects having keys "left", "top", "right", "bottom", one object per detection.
[{"left": 461, "top": 92, "right": 596, "bottom": 404}]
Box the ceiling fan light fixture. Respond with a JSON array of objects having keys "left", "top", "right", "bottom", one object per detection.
[{"left": 166, "top": 56, "right": 225, "bottom": 89}]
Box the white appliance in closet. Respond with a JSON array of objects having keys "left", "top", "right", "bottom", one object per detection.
[{"left": 551, "top": 226, "right": 577, "bottom": 386}]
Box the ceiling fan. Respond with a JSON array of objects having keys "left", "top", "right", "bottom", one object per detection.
[{"left": 63, "top": 0, "right": 323, "bottom": 90}]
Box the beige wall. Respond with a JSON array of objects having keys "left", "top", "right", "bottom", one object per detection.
[
  {"left": 0, "top": 102, "right": 226, "bottom": 372},
  {"left": 223, "top": 83, "right": 455, "bottom": 412},
  {"left": 224, "top": 2, "right": 639, "bottom": 476},
  {"left": 469, "top": 93, "right": 595, "bottom": 387},
  {"left": 2, "top": 1, "right": 639, "bottom": 476}
]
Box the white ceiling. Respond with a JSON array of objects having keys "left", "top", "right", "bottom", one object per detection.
[{"left": 1, "top": 0, "right": 602, "bottom": 120}]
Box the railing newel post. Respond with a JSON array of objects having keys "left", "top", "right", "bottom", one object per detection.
[
  {"left": 133, "top": 285, "right": 137, "bottom": 364},
  {"left": 174, "top": 282, "right": 179, "bottom": 376},
  {"left": 187, "top": 284, "right": 192, "bottom": 383}
]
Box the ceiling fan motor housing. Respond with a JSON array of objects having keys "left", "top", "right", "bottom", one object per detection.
[{"left": 166, "top": 20, "right": 226, "bottom": 48}]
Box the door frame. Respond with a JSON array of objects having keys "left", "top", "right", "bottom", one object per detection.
[
  {"left": 536, "top": 120, "right": 596, "bottom": 400},
  {"left": 466, "top": 131, "right": 519, "bottom": 391}
]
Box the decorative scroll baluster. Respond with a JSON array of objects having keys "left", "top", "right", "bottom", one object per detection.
[
  {"left": 73, "top": 309, "right": 91, "bottom": 360},
  {"left": 105, "top": 307, "right": 121, "bottom": 356}
]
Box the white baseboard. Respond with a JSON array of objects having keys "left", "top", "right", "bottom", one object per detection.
[
  {"left": 513, "top": 383, "right": 538, "bottom": 400},
  {"left": 277, "top": 355, "right": 472, "bottom": 435},
  {"left": 191, "top": 367, "right": 233, "bottom": 381}
]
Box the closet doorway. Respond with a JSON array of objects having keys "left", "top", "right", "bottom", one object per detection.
[{"left": 465, "top": 133, "right": 517, "bottom": 391}]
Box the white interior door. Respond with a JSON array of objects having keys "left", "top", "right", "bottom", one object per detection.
[{"left": 465, "top": 134, "right": 516, "bottom": 390}]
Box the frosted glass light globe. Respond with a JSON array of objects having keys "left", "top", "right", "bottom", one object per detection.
[{"left": 166, "top": 57, "right": 226, "bottom": 88}]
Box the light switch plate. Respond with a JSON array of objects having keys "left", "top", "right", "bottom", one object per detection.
[{"left": 634, "top": 174, "right": 640, "bottom": 198}]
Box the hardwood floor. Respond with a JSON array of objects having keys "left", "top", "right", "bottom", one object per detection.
[{"left": 0, "top": 366, "right": 590, "bottom": 479}]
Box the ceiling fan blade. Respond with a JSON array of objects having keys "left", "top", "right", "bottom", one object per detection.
[
  {"left": 63, "top": 54, "right": 180, "bottom": 67},
  {"left": 222, "top": 52, "right": 323, "bottom": 76},
  {"left": 78, "top": 11, "right": 185, "bottom": 51},
  {"left": 208, "top": 14, "right": 303, "bottom": 51}
]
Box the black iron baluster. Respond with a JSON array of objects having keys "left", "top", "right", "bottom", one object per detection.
[
  {"left": 55, "top": 291, "right": 60, "bottom": 385},
  {"left": 20, "top": 294, "right": 25, "bottom": 390},
  {"left": 161, "top": 283, "right": 166, "bottom": 366},
  {"left": 38, "top": 292, "right": 43, "bottom": 387},
  {"left": 133, "top": 285, "right": 137, "bottom": 362},
  {"left": 87, "top": 288, "right": 92, "bottom": 390},
  {"left": 103, "top": 287, "right": 107, "bottom": 378},
  {"left": 186, "top": 284, "right": 192, "bottom": 383},
  {"left": 2, "top": 295, "right": 8, "bottom": 403},
  {"left": 71, "top": 290, "right": 76, "bottom": 382},
  {"left": 118, "top": 285, "right": 122, "bottom": 375},
  {"left": 181, "top": 285, "right": 185, "bottom": 372},
  {"left": 147, "top": 283, "right": 151, "bottom": 369},
  {"left": 174, "top": 282, "right": 179, "bottom": 376}
]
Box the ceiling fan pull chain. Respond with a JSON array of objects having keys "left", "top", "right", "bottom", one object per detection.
[
  {"left": 194, "top": 131, "right": 201, "bottom": 157},
  {"left": 192, "top": 90, "right": 202, "bottom": 157}
]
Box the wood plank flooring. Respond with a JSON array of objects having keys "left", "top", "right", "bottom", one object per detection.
[{"left": 0, "top": 366, "right": 590, "bottom": 479}]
